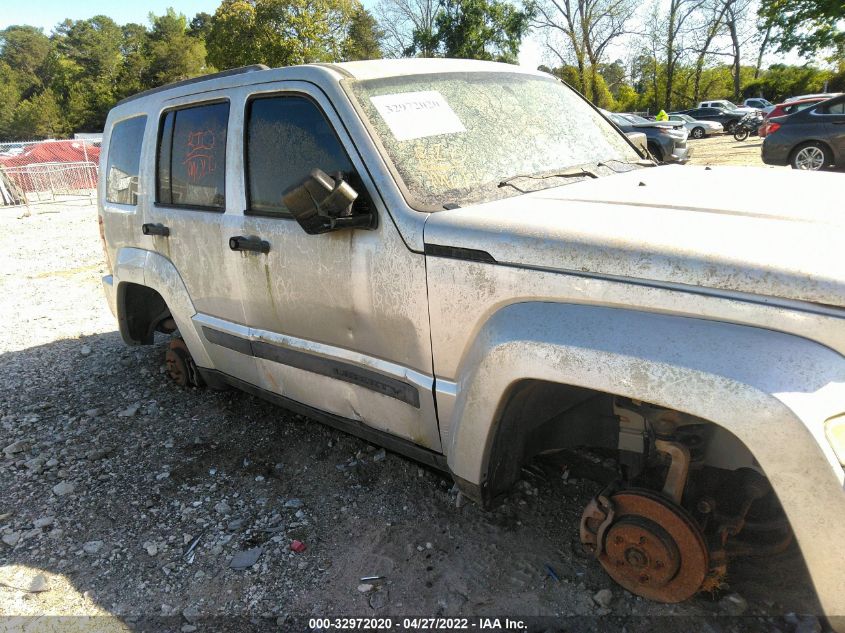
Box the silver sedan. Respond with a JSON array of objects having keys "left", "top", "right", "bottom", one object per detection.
[{"left": 668, "top": 113, "right": 724, "bottom": 139}]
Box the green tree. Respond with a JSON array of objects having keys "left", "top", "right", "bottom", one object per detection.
[
  {"left": 144, "top": 9, "right": 208, "bottom": 86},
  {"left": 54, "top": 16, "right": 123, "bottom": 82},
  {"left": 51, "top": 16, "right": 124, "bottom": 131},
  {"left": 342, "top": 7, "right": 383, "bottom": 60},
  {"left": 758, "top": 0, "right": 845, "bottom": 56},
  {"left": 117, "top": 23, "right": 151, "bottom": 99},
  {"left": 431, "top": 0, "right": 532, "bottom": 63},
  {"left": 188, "top": 12, "right": 215, "bottom": 40},
  {"left": 0, "top": 61, "right": 21, "bottom": 137},
  {"left": 0, "top": 25, "right": 53, "bottom": 98},
  {"left": 207, "top": 0, "right": 357, "bottom": 69},
  {"left": 9, "top": 89, "right": 65, "bottom": 139}
]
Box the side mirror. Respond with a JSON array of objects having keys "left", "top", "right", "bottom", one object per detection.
[{"left": 282, "top": 169, "right": 375, "bottom": 235}]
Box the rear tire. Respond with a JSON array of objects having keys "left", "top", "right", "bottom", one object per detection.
[
  {"left": 725, "top": 121, "right": 736, "bottom": 133},
  {"left": 790, "top": 142, "right": 832, "bottom": 171},
  {"left": 691, "top": 127, "right": 705, "bottom": 139}
]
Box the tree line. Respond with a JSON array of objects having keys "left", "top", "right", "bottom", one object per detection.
[{"left": 0, "top": 0, "right": 842, "bottom": 140}]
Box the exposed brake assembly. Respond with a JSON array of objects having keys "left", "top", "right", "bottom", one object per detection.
[
  {"left": 164, "top": 337, "right": 204, "bottom": 388},
  {"left": 580, "top": 438, "right": 793, "bottom": 602}
]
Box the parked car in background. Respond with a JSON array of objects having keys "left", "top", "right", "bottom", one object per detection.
[
  {"left": 758, "top": 97, "right": 834, "bottom": 138},
  {"left": 672, "top": 107, "right": 744, "bottom": 132},
  {"left": 762, "top": 94, "right": 845, "bottom": 170},
  {"left": 743, "top": 97, "right": 775, "bottom": 114},
  {"left": 667, "top": 113, "right": 723, "bottom": 138},
  {"left": 624, "top": 131, "right": 648, "bottom": 154},
  {"left": 697, "top": 99, "right": 759, "bottom": 115},
  {"left": 784, "top": 93, "right": 842, "bottom": 103},
  {"left": 602, "top": 111, "right": 690, "bottom": 163}
]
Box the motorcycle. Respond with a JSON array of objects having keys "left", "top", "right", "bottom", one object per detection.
[{"left": 733, "top": 112, "right": 765, "bottom": 141}]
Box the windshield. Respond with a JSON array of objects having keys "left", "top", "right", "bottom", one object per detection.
[
  {"left": 347, "top": 72, "right": 639, "bottom": 208},
  {"left": 675, "top": 114, "right": 693, "bottom": 122},
  {"left": 624, "top": 114, "right": 651, "bottom": 124}
]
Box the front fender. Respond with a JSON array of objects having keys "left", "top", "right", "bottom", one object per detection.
[{"left": 445, "top": 302, "right": 845, "bottom": 619}]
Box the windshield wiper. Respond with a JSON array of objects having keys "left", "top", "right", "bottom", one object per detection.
[
  {"left": 498, "top": 167, "right": 599, "bottom": 193},
  {"left": 597, "top": 158, "right": 656, "bottom": 171}
]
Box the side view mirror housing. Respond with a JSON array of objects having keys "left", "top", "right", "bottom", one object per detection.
[{"left": 282, "top": 169, "right": 376, "bottom": 235}]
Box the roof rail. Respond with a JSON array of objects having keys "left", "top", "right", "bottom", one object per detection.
[{"left": 114, "top": 64, "right": 271, "bottom": 107}]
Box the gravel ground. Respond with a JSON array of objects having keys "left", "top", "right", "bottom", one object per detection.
[
  {"left": 686, "top": 133, "right": 774, "bottom": 168},
  {"left": 0, "top": 203, "right": 830, "bottom": 633}
]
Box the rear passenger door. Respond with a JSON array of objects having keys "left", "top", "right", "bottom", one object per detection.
[
  {"left": 816, "top": 98, "right": 845, "bottom": 159},
  {"left": 145, "top": 94, "right": 260, "bottom": 385},
  {"left": 227, "top": 83, "right": 441, "bottom": 452}
]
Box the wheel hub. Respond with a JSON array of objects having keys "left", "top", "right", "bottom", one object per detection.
[{"left": 581, "top": 489, "right": 709, "bottom": 603}]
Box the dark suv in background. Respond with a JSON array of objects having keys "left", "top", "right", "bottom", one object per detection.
[
  {"left": 671, "top": 107, "right": 744, "bottom": 133},
  {"left": 762, "top": 95, "right": 845, "bottom": 170}
]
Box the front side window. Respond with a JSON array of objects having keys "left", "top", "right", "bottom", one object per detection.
[
  {"left": 245, "top": 95, "right": 354, "bottom": 216},
  {"left": 347, "top": 72, "right": 638, "bottom": 208},
  {"left": 157, "top": 102, "right": 228, "bottom": 209},
  {"left": 106, "top": 116, "right": 147, "bottom": 205}
]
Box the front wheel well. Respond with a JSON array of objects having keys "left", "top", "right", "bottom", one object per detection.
[
  {"left": 483, "top": 379, "right": 761, "bottom": 504},
  {"left": 116, "top": 282, "right": 174, "bottom": 345}
]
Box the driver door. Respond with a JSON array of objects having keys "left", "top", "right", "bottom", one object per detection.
[{"left": 227, "top": 83, "right": 441, "bottom": 452}]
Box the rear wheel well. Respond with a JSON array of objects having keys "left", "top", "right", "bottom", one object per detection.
[
  {"left": 646, "top": 141, "right": 664, "bottom": 162},
  {"left": 117, "top": 282, "right": 174, "bottom": 345}
]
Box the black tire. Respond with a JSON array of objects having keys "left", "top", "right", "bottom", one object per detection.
[
  {"left": 733, "top": 128, "right": 749, "bottom": 141},
  {"left": 725, "top": 120, "right": 736, "bottom": 133},
  {"left": 790, "top": 142, "right": 832, "bottom": 171},
  {"left": 647, "top": 142, "right": 664, "bottom": 163},
  {"left": 691, "top": 127, "right": 705, "bottom": 139}
]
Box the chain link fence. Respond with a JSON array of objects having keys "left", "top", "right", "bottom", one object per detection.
[{"left": 0, "top": 138, "right": 101, "bottom": 214}]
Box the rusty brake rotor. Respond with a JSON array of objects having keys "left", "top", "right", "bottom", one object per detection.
[
  {"left": 582, "top": 488, "right": 709, "bottom": 603},
  {"left": 165, "top": 338, "right": 199, "bottom": 388}
]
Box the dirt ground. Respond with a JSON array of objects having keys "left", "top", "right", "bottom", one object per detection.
[
  {"left": 0, "top": 181, "right": 830, "bottom": 633},
  {"left": 686, "top": 132, "right": 776, "bottom": 168}
]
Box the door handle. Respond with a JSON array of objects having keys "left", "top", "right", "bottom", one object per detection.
[
  {"left": 229, "top": 235, "right": 270, "bottom": 254},
  {"left": 142, "top": 223, "right": 170, "bottom": 237},
  {"left": 832, "top": 120, "right": 845, "bottom": 125}
]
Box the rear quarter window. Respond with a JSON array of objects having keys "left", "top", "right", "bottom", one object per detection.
[{"left": 106, "top": 116, "right": 147, "bottom": 205}]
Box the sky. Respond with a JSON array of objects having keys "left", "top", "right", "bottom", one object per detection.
[{"left": 0, "top": 0, "right": 548, "bottom": 68}]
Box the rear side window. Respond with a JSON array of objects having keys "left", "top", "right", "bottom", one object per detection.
[
  {"left": 106, "top": 116, "right": 147, "bottom": 205},
  {"left": 821, "top": 101, "right": 845, "bottom": 114},
  {"left": 245, "top": 95, "right": 354, "bottom": 216},
  {"left": 157, "top": 102, "right": 228, "bottom": 210}
]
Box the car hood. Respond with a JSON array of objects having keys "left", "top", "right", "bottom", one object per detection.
[{"left": 423, "top": 165, "right": 845, "bottom": 308}]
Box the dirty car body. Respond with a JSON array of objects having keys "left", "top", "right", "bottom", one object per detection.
[{"left": 98, "top": 59, "right": 845, "bottom": 625}]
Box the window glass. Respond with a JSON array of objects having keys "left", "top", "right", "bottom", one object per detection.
[
  {"left": 246, "top": 96, "right": 354, "bottom": 216},
  {"left": 106, "top": 116, "right": 147, "bottom": 204},
  {"left": 349, "top": 73, "right": 638, "bottom": 208},
  {"left": 157, "top": 102, "right": 228, "bottom": 209},
  {"left": 822, "top": 101, "right": 845, "bottom": 114}
]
